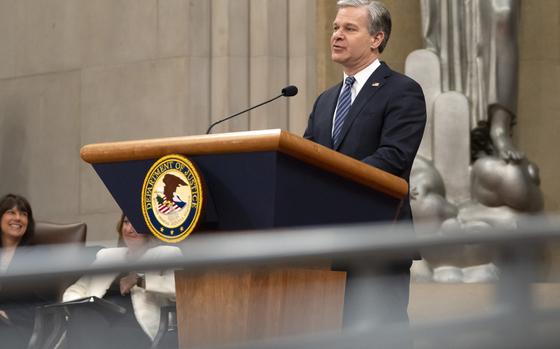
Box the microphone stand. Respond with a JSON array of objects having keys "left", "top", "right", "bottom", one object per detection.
[{"left": 206, "top": 94, "right": 284, "bottom": 135}]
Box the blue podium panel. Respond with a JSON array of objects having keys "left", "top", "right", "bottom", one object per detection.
[
  {"left": 93, "top": 151, "right": 401, "bottom": 237},
  {"left": 93, "top": 159, "right": 155, "bottom": 234},
  {"left": 273, "top": 153, "right": 400, "bottom": 226}
]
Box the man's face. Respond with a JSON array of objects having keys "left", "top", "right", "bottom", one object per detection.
[{"left": 331, "top": 6, "right": 381, "bottom": 74}]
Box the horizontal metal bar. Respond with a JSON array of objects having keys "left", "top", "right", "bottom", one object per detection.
[{"left": 1, "top": 216, "right": 559, "bottom": 280}]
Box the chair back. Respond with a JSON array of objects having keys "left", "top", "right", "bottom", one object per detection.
[
  {"left": 31, "top": 221, "right": 87, "bottom": 245},
  {"left": 25, "top": 221, "right": 88, "bottom": 349}
]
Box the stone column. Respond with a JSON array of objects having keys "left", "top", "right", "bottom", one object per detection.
[
  {"left": 210, "top": 0, "right": 250, "bottom": 134},
  {"left": 249, "top": 0, "right": 289, "bottom": 131},
  {"left": 288, "top": 0, "right": 317, "bottom": 134}
]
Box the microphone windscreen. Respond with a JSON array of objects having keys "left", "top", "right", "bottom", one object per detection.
[{"left": 281, "top": 85, "right": 298, "bottom": 97}]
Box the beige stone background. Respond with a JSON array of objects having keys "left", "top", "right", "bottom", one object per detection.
[
  {"left": 0, "top": 0, "right": 558, "bottom": 252},
  {"left": 0, "top": 0, "right": 316, "bottom": 243}
]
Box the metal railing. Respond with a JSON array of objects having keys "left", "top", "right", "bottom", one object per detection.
[{"left": 2, "top": 216, "right": 560, "bottom": 348}]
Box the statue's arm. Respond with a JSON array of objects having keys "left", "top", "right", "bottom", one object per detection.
[{"left": 489, "top": 105, "right": 524, "bottom": 163}]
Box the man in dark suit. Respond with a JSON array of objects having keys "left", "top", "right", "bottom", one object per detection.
[{"left": 304, "top": 0, "right": 426, "bottom": 334}]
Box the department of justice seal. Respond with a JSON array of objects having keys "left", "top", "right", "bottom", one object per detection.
[{"left": 141, "top": 154, "right": 204, "bottom": 243}]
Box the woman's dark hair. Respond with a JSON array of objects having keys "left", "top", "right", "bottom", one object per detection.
[{"left": 0, "top": 193, "right": 35, "bottom": 247}]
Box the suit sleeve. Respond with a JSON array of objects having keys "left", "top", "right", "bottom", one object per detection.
[
  {"left": 62, "top": 275, "right": 92, "bottom": 301},
  {"left": 303, "top": 95, "right": 320, "bottom": 141},
  {"left": 144, "top": 270, "right": 176, "bottom": 300},
  {"left": 62, "top": 248, "right": 122, "bottom": 301},
  {"left": 143, "top": 246, "right": 183, "bottom": 300},
  {"left": 362, "top": 78, "right": 426, "bottom": 177}
]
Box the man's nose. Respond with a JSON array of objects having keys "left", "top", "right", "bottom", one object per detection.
[{"left": 332, "top": 29, "right": 343, "bottom": 39}]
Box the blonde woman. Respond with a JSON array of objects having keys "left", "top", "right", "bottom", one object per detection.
[{"left": 63, "top": 215, "right": 181, "bottom": 349}]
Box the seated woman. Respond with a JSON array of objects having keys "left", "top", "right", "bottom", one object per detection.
[
  {"left": 0, "top": 193, "right": 56, "bottom": 348},
  {"left": 63, "top": 214, "right": 182, "bottom": 349}
]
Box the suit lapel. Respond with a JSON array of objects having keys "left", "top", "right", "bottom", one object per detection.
[{"left": 333, "top": 63, "right": 392, "bottom": 150}]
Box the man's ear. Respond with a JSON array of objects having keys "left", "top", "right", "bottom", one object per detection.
[{"left": 370, "top": 31, "right": 385, "bottom": 50}]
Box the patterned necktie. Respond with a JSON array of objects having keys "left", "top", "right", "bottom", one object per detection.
[{"left": 332, "top": 76, "right": 356, "bottom": 146}]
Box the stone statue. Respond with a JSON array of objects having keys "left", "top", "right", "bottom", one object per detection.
[{"left": 406, "top": 0, "right": 544, "bottom": 282}]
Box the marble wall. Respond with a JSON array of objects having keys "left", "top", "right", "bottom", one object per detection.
[
  {"left": 516, "top": 0, "right": 560, "bottom": 213},
  {"left": 516, "top": 0, "right": 560, "bottom": 279},
  {"left": 0, "top": 0, "right": 558, "bottom": 245},
  {"left": 0, "top": 0, "right": 316, "bottom": 243}
]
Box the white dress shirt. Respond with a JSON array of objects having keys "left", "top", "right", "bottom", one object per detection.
[{"left": 332, "top": 58, "right": 381, "bottom": 136}]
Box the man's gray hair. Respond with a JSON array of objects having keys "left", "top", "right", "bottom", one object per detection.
[{"left": 337, "top": 0, "right": 392, "bottom": 53}]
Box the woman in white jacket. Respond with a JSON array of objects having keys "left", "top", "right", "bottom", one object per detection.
[{"left": 63, "top": 215, "right": 182, "bottom": 349}]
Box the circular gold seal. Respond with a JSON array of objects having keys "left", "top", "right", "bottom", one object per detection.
[{"left": 141, "top": 154, "right": 203, "bottom": 243}]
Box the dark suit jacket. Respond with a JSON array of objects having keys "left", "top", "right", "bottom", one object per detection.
[{"left": 304, "top": 62, "right": 426, "bottom": 221}]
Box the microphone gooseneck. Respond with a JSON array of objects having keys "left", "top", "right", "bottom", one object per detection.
[{"left": 206, "top": 85, "right": 299, "bottom": 134}]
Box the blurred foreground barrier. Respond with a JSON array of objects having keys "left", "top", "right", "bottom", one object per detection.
[{"left": 1, "top": 217, "right": 560, "bottom": 348}]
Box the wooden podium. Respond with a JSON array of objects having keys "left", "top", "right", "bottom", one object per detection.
[{"left": 81, "top": 129, "right": 408, "bottom": 348}]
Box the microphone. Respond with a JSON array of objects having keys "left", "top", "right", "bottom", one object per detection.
[
  {"left": 206, "top": 85, "right": 298, "bottom": 134},
  {"left": 281, "top": 85, "right": 298, "bottom": 97}
]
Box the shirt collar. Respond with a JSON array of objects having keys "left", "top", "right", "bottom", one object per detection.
[{"left": 343, "top": 58, "right": 381, "bottom": 98}]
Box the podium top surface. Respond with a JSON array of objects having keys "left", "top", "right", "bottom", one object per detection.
[{"left": 80, "top": 129, "right": 408, "bottom": 199}]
